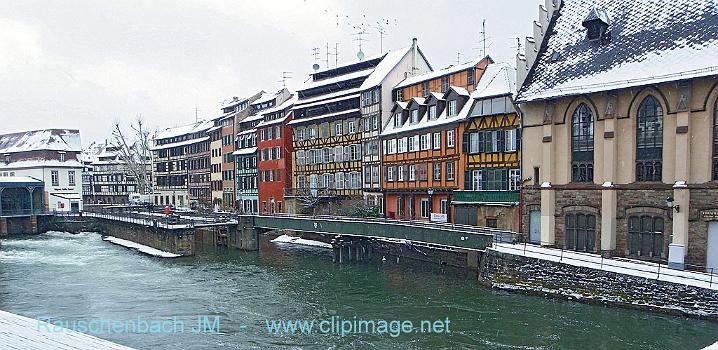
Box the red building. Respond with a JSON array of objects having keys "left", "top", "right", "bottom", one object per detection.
[{"left": 256, "top": 93, "right": 296, "bottom": 214}]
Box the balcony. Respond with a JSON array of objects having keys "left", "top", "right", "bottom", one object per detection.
[{"left": 452, "top": 190, "right": 519, "bottom": 204}]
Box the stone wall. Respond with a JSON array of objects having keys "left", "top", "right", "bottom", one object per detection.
[
  {"left": 688, "top": 188, "right": 718, "bottom": 267},
  {"left": 99, "top": 219, "right": 195, "bottom": 256},
  {"left": 480, "top": 249, "right": 718, "bottom": 319}
]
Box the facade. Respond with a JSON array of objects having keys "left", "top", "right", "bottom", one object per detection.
[
  {"left": 81, "top": 144, "right": 147, "bottom": 204},
  {"left": 152, "top": 120, "right": 212, "bottom": 208},
  {"left": 381, "top": 88, "right": 471, "bottom": 221},
  {"left": 288, "top": 39, "right": 432, "bottom": 215},
  {"left": 454, "top": 63, "right": 521, "bottom": 231},
  {"left": 256, "top": 92, "right": 296, "bottom": 214},
  {"left": 516, "top": 0, "right": 718, "bottom": 271},
  {"left": 0, "top": 129, "right": 84, "bottom": 212}
]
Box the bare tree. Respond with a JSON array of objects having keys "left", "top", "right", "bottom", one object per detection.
[{"left": 110, "top": 116, "right": 153, "bottom": 195}]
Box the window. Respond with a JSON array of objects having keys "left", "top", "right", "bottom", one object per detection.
[
  {"left": 467, "top": 68, "right": 475, "bottom": 85},
  {"left": 334, "top": 146, "right": 344, "bottom": 162},
  {"left": 471, "top": 170, "right": 481, "bottom": 190},
  {"left": 505, "top": 129, "right": 518, "bottom": 152},
  {"left": 4, "top": 154, "right": 10, "bottom": 164},
  {"left": 446, "top": 161, "right": 455, "bottom": 180},
  {"left": 447, "top": 130, "right": 455, "bottom": 147},
  {"left": 714, "top": 101, "right": 718, "bottom": 180},
  {"left": 395, "top": 89, "right": 403, "bottom": 102},
  {"left": 260, "top": 129, "right": 265, "bottom": 141},
  {"left": 421, "top": 82, "right": 429, "bottom": 96},
  {"left": 321, "top": 148, "right": 330, "bottom": 163},
  {"left": 335, "top": 172, "right": 345, "bottom": 189},
  {"left": 387, "top": 166, "right": 395, "bottom": 181},
  {"left": 398, "top": 165, "right": 405, "bottom": 181},
  {"left": 486, "top": 218, "right": 498, "bottom": 228},
  {"left": 394, "top": 113, "right": 402, "bottom": 128},
  {"left": 448, "top": 100, "right": 457, "bottom": 116},
  {"left": 321, "top": 123, "right": 330, "bottom": 138},
  {"left": 420, "top": 198, "right": 430, "bottom": 218},
  {"left": 51, "top": 170, "right": 59, "bottom": 186},
  {"left": 410, "top": 109, "right": 419, "bottom": 124},
  {"left": 335, "top": 122, "right": 343, "bottom": 136},
  {"left": 398, "top": 138, "right": 408, "bottom": 153},
  {"left": 440, "top": 76, "right": 449, "bottom": 93},
  {"left": 68, "top": 171, "right": 76, "bottom": 186},
  {"left": 274, "top": 126, "right": 280, "bottom": 139},
  {"left": 388, "top": 139, "right": 397, "bottom": 154},
  {"left": 565, "top": 213, "right": 597, "bottom": 252},
  {"left": 309, "top": 127, "right": 318, "bottom": 139},
  {"left": 629, "top": 215, "right": 665, "bottom": 258},
  {"left": 409, "top": 164, "right": 416, "bottom": 181},
  {"left": 420, "top": 134, "right": 429, "bottom": 150},
  {"left": 364, "top": 116, "right": 371, "bottom": 132},
  {"left": 469, "top": 132, "right": 480, "bottom": 153},
  {"left": 296, "top": 175, "right": 306, "bottom": 188},
  {"left": 429, "top": 105, "right": 437, "bottom": 120},
  {"left": 321, "top": 173, "right": 333, "bottom": 188},
  {"left": 297, "top": 128, "right": 305, "bottom": 141},
  {"left": 275, "top": 146, "right": 281, "bottom": 160},
  {"left": 636, "top": 96, "right": 663, "bottom": 182},
  {"left": 59, "top": 153, "right": 66, "bottom": 162},
  {"left": 348, "top": 121, "right": 356, "bottom": 134},
  {"left": 350, "top": 172, "right": 361, "bottom": 189},
  {"left": 440, "top": 199, "right": 448, "bottom": 214},
  {"left": 571, "top": 104, "right": 594, "bottom": 183},
  {"left": 433, "top": 132, "right": 441, "bottom": 150},
  {"left": 266, "top": 127, "right": 273, "bottom": 140},
  {"left": 433, "top": 162, "right": 441, "bottom": 181},
  {"left": 508, "top": 169, "right": 521, "bottom": 191}
]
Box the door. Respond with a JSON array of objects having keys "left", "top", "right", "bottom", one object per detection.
[
  {"left": 529, "top": 210, "right": 541, "bottom": 244},
  {"left": 707, "top": 222, "right": 718, "bottom": 274},
  {"left": 70, "top": 201, "right": 80, "bottom": 213}
]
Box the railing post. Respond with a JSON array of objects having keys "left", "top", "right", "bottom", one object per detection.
[
  {"left": 656, "top": 263, "right": 661, "bottom": 280},
  {"left": 710, "top": 268, "right": 714, "bottom": 289},
  {"left": 559, "top": 248, "right": 564, "bottom": 262}
]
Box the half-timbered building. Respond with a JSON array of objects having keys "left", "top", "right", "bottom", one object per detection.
[
  {"left": 288, "top": 39, "right": 431, "bottom": 215},
  {"left": 454, "top": 63, "right": 520, "bottom": 230}
]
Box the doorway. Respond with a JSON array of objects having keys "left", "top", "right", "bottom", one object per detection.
[
  {"left": 707, "top": 222, "right": 718, "bottom": 274},
  {"left": 529, "top": 210, "right": 541, "bottom": 244}
]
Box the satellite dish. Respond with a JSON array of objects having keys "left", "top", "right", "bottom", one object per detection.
[
  {"left": 312, "top": 63, "right": 320, "bottom": 71},
  {"left": 357, "top": 51, "right": 365, "bottom": 60}
]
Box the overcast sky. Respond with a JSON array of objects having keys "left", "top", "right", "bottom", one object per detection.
[{"left": 0, "top": 0, "right": 537, "bottom": 145}]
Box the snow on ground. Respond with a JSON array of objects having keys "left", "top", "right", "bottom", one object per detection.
[
  {"left": 271, "top": 234, "right": 332, "bottom": 249},
  {"left": 103, "top": 236, "right": 180, "bottom": 258},
  {"left": 704, "top": 341, "right": 718, "bottom": 350},
  {"left": 492, "top": 243, "right": 718, "bottom": 290}
]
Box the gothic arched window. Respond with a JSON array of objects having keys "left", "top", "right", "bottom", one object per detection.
[
  {"left": 571, "top": 104, "right": 594, "bottom": 182},
  {"left": 636, "top": 96, "right": 664, "bottom": 182}
]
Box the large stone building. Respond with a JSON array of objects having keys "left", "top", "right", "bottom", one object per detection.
[
  {"left": 516, "top": 0, "right": 718, "bottom": 271},
  {"left": 0, "top": 129, "right": 84, "bottom": 212},
  {"left": 287, "top": 39, "right": 431, "bottom": 215}
]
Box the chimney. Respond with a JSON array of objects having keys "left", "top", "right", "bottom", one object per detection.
[{"left": 411, "top": 37, "right": 418, "bottom": 76}]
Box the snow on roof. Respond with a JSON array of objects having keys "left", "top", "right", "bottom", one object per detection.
[
  {"left": 471, "top": 62, "right": 516, "bottom": 100},
  {"left": 232, "top": 147, "right": 257, "bottom": 156},
  {"left": 294, "top": 89, "right": 362, "bottom": 109},
  {"left": 0, "top": 129, "right": 81, "bottom": 154},
  {"left": 0, "top": 159, "right": 84, "bottom": 170},
  {"left": 287, "top": 108, "right": 361, "bottom": 126},
  {"left": 447, "top": 86, "right": 470, "bottom": 97},
  {"left": 359, "top": 45, "right": 414, "bottom": 89},
  {"left": 220, "top": 96, "right": 249, "bottom": 109},
  {"left": 241, "top": 112, "right": 265, "bottom": 124},
  {"left": 517, "top": 0, "right": 718, "bottom": 102},
  {"left": 260, "top": 94, "right": 297, "bottom": 117},
  {"left": 311, "top": 51, "right": 386, "bottom": 75},
  {"left": 150, "top": 136, "right": 210, "bottom": 151},
  {"left": 154, "top": 120, "right": 213, "bottom": 140},
  {"left": 250, "top": 91, "right": 277, "bottom": 105},
  {"left": 394, "top": 55, "right": 490, "bottom": 89},
  {"left": 0, "top": 176, "right": 43, "bottom": 184},
  {"left": 381, "top": 96, "right": 472, "bottom": 136},
  {"left": 299, "top": 68, "right": 374, "bottom": 91}
]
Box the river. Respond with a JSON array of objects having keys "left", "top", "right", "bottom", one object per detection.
[{"left": 0, "top": 231, "right": 716, "bottom": 349}]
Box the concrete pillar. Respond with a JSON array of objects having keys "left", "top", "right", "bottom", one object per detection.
[
  {"left": 601, "top": 118, "right": 617, "bottom": 254},
  {"left": 540, "top": 188, "right": 555, "bottom": 246},
  {"left": 30, "top": 215, "right": 38, "bottom": 234},
  {"left": 238, "top": 217, "right": 259, "bottom": 251},
  {"left": 668, "top": 109, "right": 691, "bottom": 270},
  {"left": 0, "top": 218, "right": 7, "bottom": 236}
]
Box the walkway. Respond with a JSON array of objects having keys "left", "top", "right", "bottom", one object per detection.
[
  {"left": 492, "top": 242, "right": 718, "bottom": 290},
  {"left": 0, "top": 309, "right": 135, "bottom": 350}
]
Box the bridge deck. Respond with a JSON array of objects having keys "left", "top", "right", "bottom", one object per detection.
[{"left": 0, "top": 309, "right": 135, "bottom": 350}]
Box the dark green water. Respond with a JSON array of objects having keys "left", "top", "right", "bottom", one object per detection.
[{"left": 0, "top": 231, "right": 716, "bottom": 349}]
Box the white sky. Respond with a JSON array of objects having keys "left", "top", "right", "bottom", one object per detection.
[{"left": 0, "top": 0, "right": 538, "bottom": 145}]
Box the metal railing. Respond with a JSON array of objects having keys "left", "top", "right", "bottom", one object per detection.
[{"left": 492, "top": 237, "right": 716, "bottom": 289}]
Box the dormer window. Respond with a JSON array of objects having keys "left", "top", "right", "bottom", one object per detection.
[
  {"left": 394, "top": 113, "right": 402, "bottom": 128},
  {"left": 410, "top": 110, "right": 419, "bottom": 124},
  {"left": 59, "top": 152, "right": 66, "bottom": 162},
  {"left": 447, "top": 100, "right": 458, "bottom": 116},
  {"left": 582, "top": 7, "right": 610, "bottom": 41},
  {"left": 440, "top": 76, "right": 450, "bottom": 93},
  {"left": 429, "top": 105, "right": 437, "bottom": 120}
]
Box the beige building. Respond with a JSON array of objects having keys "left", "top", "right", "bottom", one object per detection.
[{"left": 516, "top": 0, "right": 718, "bottom": 271}]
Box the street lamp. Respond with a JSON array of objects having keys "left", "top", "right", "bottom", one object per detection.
[{"left": 666, "top": 196, "right": 680, "bottom": 213}]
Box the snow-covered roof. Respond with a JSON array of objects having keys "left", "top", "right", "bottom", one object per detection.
[
  {"left": 236, "top": 128, "right": 257, "bottom": 137},
  {"left": 0, "top": 159, "right": 84, "bottom": 169},
  {"left": 359, "top": 45, "right": 415, "bottom": 90},
  {"left": 381, "top": 96, "right": 472, "bottom": 136},
  {"left": 0, "top": 176, "right": 43, "bottom": 184},
  {"left": 299, "top": 68, "right": 374, "bottom": 91},
  {"left": 394, "top": 55, "right": 490, "bottom": 89},
  {"left": 517, "top": 0, "right": 718, "bottom": 102},
  {"left": 0, "top": 129, "right": 81, "bottom": 154},
  {"left": 287, "top": 108, "right": 361, "bottom": 126},
  {"left": 250, "top": 91, "right": 277, "bottom": 106},
  {"left": 150, "top": 136, "right": 210, "bottom": 151},
  {"left": 294, "top": 92, "right": 359, "bottom": 110},
  {"left": 232, "top": 147, "right": 257, "bottom": 156},
  {"left": 256, "top": 96, "right": 297, "bottom": 128},
  {"left": 220, "top": 96, "right": 250, "bottom": 109},
  {"left": 154, "top": 120, "right": 213, "bottom": 140},
  {"left": 471, "top": 62, "right": 516, "bottom": 100},
  {"left": 447, "top": 86, "right": 470, "bottom": 97}
]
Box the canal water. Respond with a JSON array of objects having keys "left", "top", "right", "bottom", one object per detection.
[{"left": 1, "top": 231, "right": 717, "bottom": 350}]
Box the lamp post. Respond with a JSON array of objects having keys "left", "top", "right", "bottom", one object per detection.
[
  {"left": 666, "top": 196, "right": 680, "bottom": 213},
  {"left": 427, "top": 188, "right": 434, "bottom": 220}
]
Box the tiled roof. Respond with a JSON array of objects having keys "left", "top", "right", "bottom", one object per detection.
[
  {"left": 0, "top": 129, "right": 81, "bottom": 153},
  {"left": 517, "top": 0, "right": 718, "bottom": 102}
]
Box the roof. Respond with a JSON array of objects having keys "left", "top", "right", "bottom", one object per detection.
[
  {"left": 220, "top": 96, "right": 250, "bottom": 109},
  {"left": 286, "top": 108, "right": 361, "bottom": 126},
  {"left": 359, "top": 45, "right": 416, "bottom": 89},
  {"left": 154, "top": 120, "right": 213, "bottom": 140},
  {"left": 150, "top": 136, "right": 209, "bottom": 151},
  {"left": 0, "top": 129, "right": 81, "bottom": 154},
  {"left": 0, "top": 159, "right": 84, "bottom": 169},
  {"left": 394, "top": 55, "right": 491, "bottom": 89},
  {"left": 0, "top": 176, "right": 43, "bottom": 187},
  {"left": 517, "top": 0, "right": 718, "bottom": 102},
  {"left": 232, "top": 147, "right": 257, "bottom": 156},
  {"left": 471, "top": 62, "right": 517, "bottom": 100},
  {"left": 381, "top": 91, "right": 472, "bottom": 136}
]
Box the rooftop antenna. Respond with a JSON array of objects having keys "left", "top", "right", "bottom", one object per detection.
[
  {"left": 371, "top": 23, "right": 387, "bottom": 53},
  {"left": 312, "top": 47, "right": 320, "bottom": 71},
  {"left": 353, "top": 30, "right": 368, "bottom": 60},
  {"left": 480, "top": 19, "right": 487, "bottom": 57},
  {"left": 515, "top": 37, "right": 522, "bottom": 56},
  {"left": 456, "top": 52, "right": 463, "bottom": 65},
  {"left": 325, "top": 42, "right": 330, "bottom": 68},
  {"left": 195, "top": 107, "right": 198, "bottom": 122},
  {"left": 330, "top": 43, "right": 339, "bottom": 66},
  {"left": 278, "top": 71, "right": 292, "bottom": 87}
]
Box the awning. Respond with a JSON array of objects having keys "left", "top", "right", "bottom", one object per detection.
[{"left": 50, "top": 193, "right": 82, "bottom": 200}]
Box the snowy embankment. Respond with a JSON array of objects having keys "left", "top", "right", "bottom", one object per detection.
[
  {"left": 271, "top": 234, "right": 332, "bottom": 249},
  {"left": 492, "top": 242, "right": 718, "bottom": 290},
  {"left": 103, "top": 236, "right": 181, "bottom": 258}
]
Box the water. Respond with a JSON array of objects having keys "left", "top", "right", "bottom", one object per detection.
[{"left": 0, "top": 232, "right": 716, "bottom": 350}]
